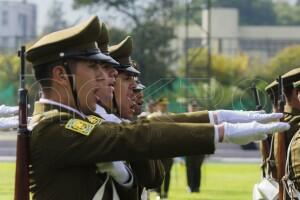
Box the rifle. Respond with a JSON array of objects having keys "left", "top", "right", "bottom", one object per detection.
[
  {"left": 251, "top": 83, "right": 270, "bottom": 177},
  {"left": 14, "top": 46, "right": 30, "bottom": 200},
  {"left": 251, "top": 83, "right": 262, "bottom": 111},
  {"left": 276, "top": 76, "right": 286, "bottom": 200}
]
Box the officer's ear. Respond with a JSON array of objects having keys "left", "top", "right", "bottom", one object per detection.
[{"left": 52, "top": 65, "right": 68, "bottom": 86}]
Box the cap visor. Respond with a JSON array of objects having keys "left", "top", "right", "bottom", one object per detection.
[
  {"left": 127, "top": 66, "right": 140, "bottom": 74},
  {"left": 87, "top": 53, "right": 120, "bottom": 66},
  {"left": 134, "top": 83, "right": 146, "bottom": 91},
  {"left": 119, "top": 66, "right": 140, "bottom": 75}
]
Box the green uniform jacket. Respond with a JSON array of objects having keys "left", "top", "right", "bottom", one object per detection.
[
  {"left": 29, "top": 102, "right": 215, "bottom": 200},
  {"left": 288, "top": 107, "right": 300, "bottom": 190}
]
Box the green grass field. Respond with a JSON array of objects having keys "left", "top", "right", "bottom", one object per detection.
[{"left": 0, "top": 162, "right": 261, "bottom": 200}]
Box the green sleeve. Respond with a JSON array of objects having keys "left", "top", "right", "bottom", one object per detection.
[
  {"left": 30, "top": 116, "right": 215, "bottom": 168},
  {"left": 147, "top": 111, "right": 210, "bottom": 123}
]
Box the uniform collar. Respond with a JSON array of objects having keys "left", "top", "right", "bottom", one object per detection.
[
  {"left": 95, "top": 104, "right": 108, "bottom": 115},
  {"left": 95, "top": 104, "right": 122, "bottom": 123},
  {"left": 284, "top": 104, "right": 300, "bottom": 116},
  {"left": 38, "top": 98, "right": 86, "bottom": 119}
]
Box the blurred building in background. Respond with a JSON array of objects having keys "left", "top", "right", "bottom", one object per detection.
[
  {"left": 175, "top": 8, "right": 300, "bottom": 64},
  {"left": 0, "top": 0, "right": 37, "bottom": 53}
]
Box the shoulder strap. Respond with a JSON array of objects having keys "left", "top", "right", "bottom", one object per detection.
[{"left": 265, "top": 135, "right": 276, "bottom": 178}]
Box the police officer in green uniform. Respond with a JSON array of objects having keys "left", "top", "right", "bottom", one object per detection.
[
  {"left": 26, "top": 16, "right": 289, "bottom": 200},
  {"left": 94, "top": 23, "right": 149, "bottom": 200},
  {"left": 96, "top": 34, "right": 165, "bottom": 199},
  {"left": 265, "top": 81, "right": 279, "bottom": 113},
  {"left": 284, "top": 79, "right": 300, "bottom": 197},
  {"left": 132, "top": 80, "right": 146, "bottom": 118},
  {"left": 260, "top": 81, "right": 279, "bottom": 179},
  {"left": 273, "top": 68, "right": 300, "bottom": 178},
  {"left": 261, "top": 68, "right": 300, "bottom": 199},
  {"left": 110, "top": 36, "right": 164, "bottom": 200},
  {"left": 107, "top": 36, "right": 141, "bottom": 120}
]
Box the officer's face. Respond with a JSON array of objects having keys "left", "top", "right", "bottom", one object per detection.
[
  {"left": 75, "top": 60, "right": 117, "bottom": 114},
  {"left": 94, "top": 64, "right": 119, "bottom": 108},
  {"left": 133, "top": 91, "right": 144, "bottom": 115},
  {"left": 115, "top": 72, "right": 137, "bottom": 119}
]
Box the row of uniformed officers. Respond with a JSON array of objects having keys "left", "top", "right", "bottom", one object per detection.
[
  {"left": 0, "top": 16, "right": 295, "bottom": 199},
  {"left": 261, "top": 68, "right": 300, "bottom": 199}
]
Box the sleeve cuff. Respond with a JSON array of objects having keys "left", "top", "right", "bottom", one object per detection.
[
  {"left": 214, "top": 125, "right": 219, "bottom": 144},
  {"left": 208, "top": 111, "right": 215, "bottom": 124},
  {"left": 118, "top": 165, "right": 134, "bottom": 188}
]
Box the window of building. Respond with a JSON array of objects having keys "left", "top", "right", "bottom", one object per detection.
[
  {"left": 185, "top": 38, "right": 202, "bottom": 49},
  {"left": 2, "top": 10, "right": 8, "bottom": 26},
  {"left": 0, "top": 36, "right": 9, "bottom": 48},
  {"left": 18, "top": 14, "right": 27, "bottom": 38}
]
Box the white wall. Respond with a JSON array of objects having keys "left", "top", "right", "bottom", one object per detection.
[{"left": 239, "top": 26, "right": 300, "bottom": 39}]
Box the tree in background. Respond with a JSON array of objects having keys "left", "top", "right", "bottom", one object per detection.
[
  {"left": 266, "top": 45, "right": 300, "bottom": 79},
  {"left": 43, "top": 0, "right": 68, "bottom": 34},
  {"left": 108, "top": 27, "right": 128, "bottom": 45},
  {"left": 174, "top": 48, "right": 255, "bottom": 109},
  {"left": 73, "top": 0, "right": 176, "bottom": 84},
  {"left": 0, "top": 55, "right": 19, "bottom": 105},
  {"left": 0, "top": 54, "right": 39, "bottom": 110},
  {"left": 274, "top": 2, "right": 300, "bottom": 25},
  {"left": 178, "top": 48, "right": 249, "bottom": 85}
]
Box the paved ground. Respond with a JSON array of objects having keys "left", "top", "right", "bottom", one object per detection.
[
  {"left": 0, "top": 130, "right": 261, "bottom": 163},
  {"left": 0, "top": 130, "right": 17, "bottom": 161}
]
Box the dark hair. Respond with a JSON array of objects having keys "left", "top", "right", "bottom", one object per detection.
[
  {"left": 33, "top": 59, "right": 79, "bottom": 89},
  {"left": 33, "top": 62, "right": 57, "bottom": 88}
]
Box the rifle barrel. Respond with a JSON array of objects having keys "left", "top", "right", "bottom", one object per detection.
[
  {"left": 14, "top": 46, "right": 30, "bottom": 200},
  {"left": 276, "top": 76, "right": 286, "bottom": 200}
]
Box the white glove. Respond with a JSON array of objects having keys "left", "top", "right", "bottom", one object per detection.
[
  {"left": 0, "top": 116, "right": 18, "bottom": 129},
  {"left": 97, "top": 161, "right": 130, "bottom": 185},
  {"left": 0, "top": 105, "right": 18, "bottom": 117},
  {"left": 213, "top": 110, "right": 283, "bottom": 124},
  {"left": 223, "top": 121, "right": 290, "bottom": 145}
]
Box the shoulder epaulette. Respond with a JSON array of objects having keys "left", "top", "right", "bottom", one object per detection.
[
  {"left": 87, "top": 115, "right": 104, "bottom": 125},
  {"left": 65, "top": 118, "right": 95, "bottom": 136}
]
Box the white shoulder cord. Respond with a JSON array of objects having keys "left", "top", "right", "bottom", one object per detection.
[
  {"left": 265, "top": 135, "right": 275, "bottom": 178},
  {"left": 283, "top": 134, "right": 300, "bottom": 199},
  {"left": 92, "top": 175, "right": 120, "bottom": 200}
]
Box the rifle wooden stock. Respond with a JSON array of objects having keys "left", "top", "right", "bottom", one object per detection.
[
  {"left": 276, "top": 76, "right": 286, "bottom": 200},
  {"left": 14, "top": 46, "right": 30, "bottom": 200}
]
